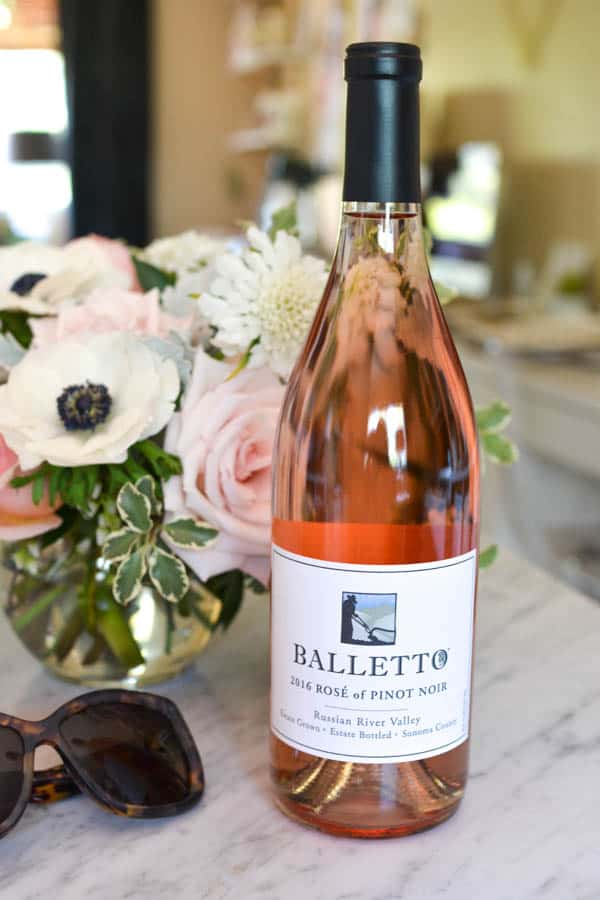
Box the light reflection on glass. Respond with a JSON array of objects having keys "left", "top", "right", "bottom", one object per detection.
[
  {"left": 129, "top": 586, "right": 158, "bottom": 644},
  {"left": 367, "top": 404, "right": 407, "bottom": 469}
]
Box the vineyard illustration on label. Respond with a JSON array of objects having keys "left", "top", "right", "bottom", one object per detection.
[{"left": 340, "top": 592, "right": 397, "bottom": 646}]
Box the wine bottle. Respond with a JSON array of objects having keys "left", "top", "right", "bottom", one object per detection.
[{"left": 270, "top": 42, "right": 480, "bottom": 838}]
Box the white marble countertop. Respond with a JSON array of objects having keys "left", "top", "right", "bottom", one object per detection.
[{"left": 1, "top": 552, "right": 599, "bottom": 900}]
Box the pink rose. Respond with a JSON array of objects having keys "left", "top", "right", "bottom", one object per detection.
[
  {"left": 0, "top": 436, "right": 61, "bottom": 541},
  {"left": 31, "top": 287, "right": 192, "bottom": 346},
  {"left": 67, "top": 235, "right": 140, "bottom": 291},
  {"left": 163, "top": 350, "right": 285, "bottom": 583}
]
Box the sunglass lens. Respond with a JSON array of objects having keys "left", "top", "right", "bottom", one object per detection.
[
  {"left": 59, "top": 703, "right": 191, "bottom": 807},
  {"left": 0, "top": 727, "right": 25, "bottom": 826}
]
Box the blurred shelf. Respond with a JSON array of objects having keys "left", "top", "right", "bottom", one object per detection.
[
  {"left": 457, "top": 339, "right": 600, "bottom": 482},
  {"left": 230, "top": 45, "right": 300, "bottom": 74},
  {"left": 447, "top": 299, "right": 600, "bottom": 357},
  {"left": 228, "top": 128, "right": 279, "bottom": 153}
]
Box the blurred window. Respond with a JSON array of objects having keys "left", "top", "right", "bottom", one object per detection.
[
  {"left": 0, "top": 0, "right": 70, "bottom": 243},
  {"left": 425, "top": 143, "right": 502, "bottom": 299}
]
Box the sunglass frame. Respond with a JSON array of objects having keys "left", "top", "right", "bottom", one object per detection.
[{"left": 0, "top": 689, "right": 205, "bottom": 837}]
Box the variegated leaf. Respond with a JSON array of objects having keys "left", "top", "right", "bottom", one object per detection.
[
  {"left": 113, "top": 548, "right": 146, "bottom": 605},
  {"left": 148, "top": 548, "right": 189, "bottom": 604},
  {"left": 117, "top": 482, "right": 152, "bottom": 533}
]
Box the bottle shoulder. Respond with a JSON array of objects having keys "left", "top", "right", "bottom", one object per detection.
[
  {"left": 280, "top": 273, "right": 477, "bottom": 449},
  {"left": 273, "top": 259, "right": 479, "bottom": 526}
]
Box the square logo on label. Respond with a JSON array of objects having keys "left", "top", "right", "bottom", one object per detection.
[{"left": 341, "top": 592, "right": 397, "bottom": 646}]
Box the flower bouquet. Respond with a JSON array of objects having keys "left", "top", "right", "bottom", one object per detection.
[
  {"left": 0, "top": 205, "right": 515, "bottom": 686},
  {"left": 0, "top": 212, "right": 329, "bottom": 685}
]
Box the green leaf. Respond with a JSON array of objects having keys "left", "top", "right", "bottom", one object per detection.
[
  {"left": 123, "top": 454, "right": 149, "bottom": 485},
  {"left": 0, "top": 310, "right": 33, "bottom": 348},
  {"left": 135, "top": 474, "right": 161, "bottom": 514},
  {"left": 31, "top": 471, "right": 45, "bottom": 505},
  {"left": 113, "top": 548, "right": 146, "bottom": 605},
  {"left": 481, "top": 432, "right": 519, "bottom": 465},
  {"left": 206, "top": 569, "right": 245, "bottom": 629},
  {"left": 27, "top": 465, "right": 99, "bottom": 514},
  {"left": 58, "top": 468, "right": 72, "bottom": 499},
  {"left": 10, "top": 470, "right": 37, "bottom": 489},
  {"left": 226, "top": 336, "right": 260, "bottom": 381},
  {"left": 80, "top": 465, "right": 99, "bottom": 498},
  {"left": 48, "top": 466, "right": 61, "bottom": 506},
  {"left": 268, "top": 201, "right": 299, "bottom": 240},
  {"left": 102, "top": 528, "right": 140, "bottom": 562},
  {"left": 69, "top": 473, "right": 86, "bottom": 509},
  {"left": 117, "top": 482, "right": 152, "bottom": 533},
  {"left": 476, "top": 401, "right": 512, "bottom": 434},
  {"left": 134, "top": 440, "right": 182, "bottom": 481},
  {"left": 107, "top": 464, "right": 129, "bottom": 496},
  {"left": 479, "top": 544, "right": 499, "bottom": 569},
  {"left": 148, "top": 547, "right": 189, "bottom": 604},
  {"left": 163, "top": 517, "right": 218, "bottom": 550},
  {"left": 132, "top": 257, "right": 176, "bottom": 292}
]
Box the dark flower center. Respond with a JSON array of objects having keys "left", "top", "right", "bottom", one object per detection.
[
  {"left": 57, "top": 382, "right": 112, "bottom": 431},
  {"left": 10, "top": 272, "right": 47, "bottom": 296}
]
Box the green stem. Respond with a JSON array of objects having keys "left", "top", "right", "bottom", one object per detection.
[
  {"left": 52, "top": 605, "right": 85, "bottom": 662},
  {"left": 82, "top": 634, "right": 107, "bottom": 666},
  {"left": 164, "top": 600, "right": 175, "bottom": 655},
  {"left": 12, "top": 585, "right": 63, "bottom": 633},
  {"left": 84, "top": 545, "right": 100, "bottom": 632},
  {"left": 96, "top": 592, "right": 144, "bottom": 670}
]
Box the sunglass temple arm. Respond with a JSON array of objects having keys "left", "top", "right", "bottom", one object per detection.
[{"left": 30, "top": 764, "right": 81, "bottom": 804}]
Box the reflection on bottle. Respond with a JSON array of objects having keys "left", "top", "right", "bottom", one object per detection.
[{"left": 367, "top": 404, "right": 407, "bottom": 470}]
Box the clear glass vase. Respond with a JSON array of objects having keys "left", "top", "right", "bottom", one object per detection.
[{"left": 2, "top": 538, "right": 222, "bottom": 687}]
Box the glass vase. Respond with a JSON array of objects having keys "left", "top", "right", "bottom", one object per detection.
[{"left": 2, "top": 538, "right": 222, "bottom": 687}]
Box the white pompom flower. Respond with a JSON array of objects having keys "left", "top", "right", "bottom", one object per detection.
[
  {"left": 0, "top": 332, "right": 179, "bottom": 468},
  {"left": 140, "top": 231, "right": 228, "bottom": 277},
  {"left": 203, "top": 226, "right": 328, "bottom": 380}
]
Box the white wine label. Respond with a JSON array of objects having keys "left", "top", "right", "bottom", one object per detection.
[{"left": 271, "top": 545, "right": 477, "bottom": 764}]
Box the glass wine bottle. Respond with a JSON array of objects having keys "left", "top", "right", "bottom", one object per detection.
[{"left": 270, "top": 42, "right": 480, "bottom": 838}]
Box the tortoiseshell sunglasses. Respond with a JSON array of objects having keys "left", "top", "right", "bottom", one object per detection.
[{"left": 0, "top": 690, "right": 204, "bottom": 837}]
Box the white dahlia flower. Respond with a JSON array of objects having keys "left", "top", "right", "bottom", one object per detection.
[
  {"left": 140, "top": 231, "right": 228, "bottom": 277},
  {"left": 203, "top": 226, "right": 328, "bottom": 379},
  {"left": 0, "top": 333, "right": 179, "bottom": 468}
]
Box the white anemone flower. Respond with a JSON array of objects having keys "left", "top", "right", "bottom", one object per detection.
[
  {"left": 203, "top": 226, "right": 328, "bottom": 379},
  {"left": 0, "top": 332, "right": 179, "bottom": 468},
  {"left": 0, "top": 240, "right": 130, "bottom": 314}
]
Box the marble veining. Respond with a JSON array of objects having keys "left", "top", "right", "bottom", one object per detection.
[{"left": 0, "top": 553, "right": 599, "bottom": 900}]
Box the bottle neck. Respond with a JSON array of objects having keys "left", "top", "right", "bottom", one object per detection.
[
  {"left": 335, "top": 202, "right": 429, "bottom": 279},
  {"left": 342, "top": 76, "right": 421, "bottom": 203}
]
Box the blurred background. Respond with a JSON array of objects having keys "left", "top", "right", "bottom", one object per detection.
[{"left": 0, "top": 0, "right": 599, "bottom": 599}]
